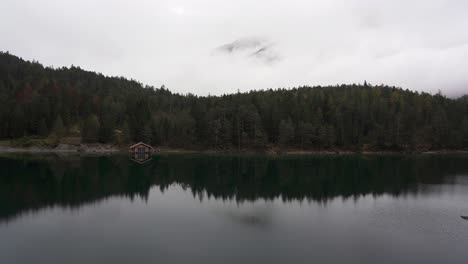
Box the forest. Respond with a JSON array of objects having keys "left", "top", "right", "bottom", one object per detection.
[{"left": 1, "top": 51, "right": 467, "bottom": 151}]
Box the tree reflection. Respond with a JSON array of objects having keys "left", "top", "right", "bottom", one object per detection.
[{"left": 0, "top": 154, "right": 467, "bottom": 222}]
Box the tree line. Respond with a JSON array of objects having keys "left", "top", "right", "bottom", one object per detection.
[{"left": 1, "top": 51, "right": 467, "bottom": 151}]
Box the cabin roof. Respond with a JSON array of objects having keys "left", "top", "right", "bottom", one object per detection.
[{"left": 129, "top": 142, "right": 153, "bottom": 149}]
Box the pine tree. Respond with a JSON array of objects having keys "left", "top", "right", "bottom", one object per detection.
[
  {"left": 52, "top": 116, "right": 65, "bottom": 139},
  {"left": 278, "top": 119, "right": 294, "bottom": 146},
  {"left": 121, "top": 121, "right": 131, "bottom": 144},
  {"left": 38, "top": 119, "right": 48, "bottom": 137},
  {"left": 82, "top": 115, "right": 100, "bottom": 143},
  {"left": 462, "top": 117, "right": 468, "bottom": 147}
]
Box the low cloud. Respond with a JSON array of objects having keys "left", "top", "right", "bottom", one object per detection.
[
  {"left": 1, "top": 0, "right": 467, "bottom": 96},
  {"left": 215, "top": 37, "right": 281, "bottom": 64}
]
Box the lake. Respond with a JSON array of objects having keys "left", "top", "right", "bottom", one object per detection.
[{"left": 1, "top": 154, "right": 468, "bottom": 264}]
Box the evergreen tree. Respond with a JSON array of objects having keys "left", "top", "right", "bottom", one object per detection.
[
  {"left": 38, "top": 119, "right": 48, "bottom": 137},
  {"left": 52, "top": 116, "right": 65, "bottom": 139},
  {"left": 82, "top": 115, "right": 100, "bottom": 143},
  {"left": 0, "top": 51, "right": 467, "bottom": 151},
  {"left": 121, "top": 121, "right": 131, "bottom": 144},
  {"left": 278, "top": 119, "right": 294, "bottom": 146},
  {"left": 462, "top": 117, "right": 468, "bottom": 147}
]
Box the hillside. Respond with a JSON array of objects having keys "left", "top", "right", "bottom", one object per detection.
[{"left": 1, "top": 51, "right": 467, "bottom": 151}]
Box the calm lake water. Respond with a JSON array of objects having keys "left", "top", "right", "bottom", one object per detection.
[{"left": 1, "top": 154, "right": 468, "bottom": 264}]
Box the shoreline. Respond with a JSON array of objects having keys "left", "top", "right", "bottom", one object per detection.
[{"left": 0, "top": 144, "right": 467, "bottom": 155}]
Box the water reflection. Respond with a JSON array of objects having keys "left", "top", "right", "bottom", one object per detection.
[
  {"left": 130, "top": 152, "right": 152, "bottom": 164},
  {"left": 0, "top": 154, "right": 467, "bottom": 223},
  {"left": 220, "top": 205, "right": 273, "bottom": 229}
]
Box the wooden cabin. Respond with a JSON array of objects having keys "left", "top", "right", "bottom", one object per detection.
[{"left": 129, "top": 142, "right": 153, "bottom": 154}]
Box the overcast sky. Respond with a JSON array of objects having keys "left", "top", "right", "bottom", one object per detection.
[{"left": 1, "top": 0, "right": 468, "bottom": 96}]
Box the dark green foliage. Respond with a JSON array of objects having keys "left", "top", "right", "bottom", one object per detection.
[
  {"left": 38, "top": 119, "right": 48, "bottom": 137},
  {"left": 279, "top": 119, "right": 294, "bottom": 146},
  {"left": 51, "top": 116, "right": 65, "bottom": 139},
  {"left": 81, "top": 115, "right": 100, "bottom": 143},
  {"left": 1, "top": 51, "right": 467, "bottom": 150},
  {"left": 121, "top": 121, "right": 131, "bottom": 144}
]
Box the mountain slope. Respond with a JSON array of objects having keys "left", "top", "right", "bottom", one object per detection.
[{"left": 1, "top": 51, "right": 467, "bottom": 150}]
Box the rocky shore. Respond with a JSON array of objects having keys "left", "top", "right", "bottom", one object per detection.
[
  {"left": 0, "top": 144, "right": 121, "bottom": 153},
  {"left": 0, "top": 144, "right": 467, "bottom": 155}
]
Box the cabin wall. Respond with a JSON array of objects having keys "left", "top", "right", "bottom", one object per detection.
[{"left": 130, "top": 145, "right": 152, "bottom": 153}]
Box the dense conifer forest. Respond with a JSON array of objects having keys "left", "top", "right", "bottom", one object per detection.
[{"left": 1, "top": 51, "right": 467, "bottom": 151}]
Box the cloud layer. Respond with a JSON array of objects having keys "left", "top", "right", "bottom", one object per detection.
[
  {"left": 215, "top": 37, "right": 281, "bottom": 64},
  {"left": 1, "top": 0, "right": 467, "bottom": 96}
]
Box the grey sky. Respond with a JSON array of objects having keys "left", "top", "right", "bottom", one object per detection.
[{"left": 1, "top": 0, "right": 467, "bottom": 96}]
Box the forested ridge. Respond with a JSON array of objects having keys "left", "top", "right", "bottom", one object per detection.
[{"left": 1, "top": 51, "right": 467, "bottom": 151}]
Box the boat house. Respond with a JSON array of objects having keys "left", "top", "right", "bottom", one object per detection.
[{"left": 129, "top": 142, "right": 153, "bottom": 154}]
